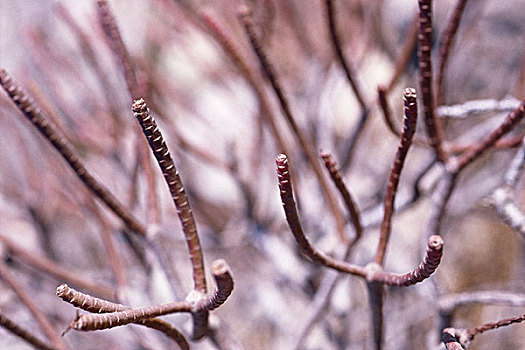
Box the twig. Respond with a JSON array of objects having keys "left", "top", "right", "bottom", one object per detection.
[
  {"left": 194, "top": 259, "right": 234, "bottom": 312},
  {"left": 426, "top": 170, "right": 456, "bottom": 238},
  {"left": 418, "top": 0, "right": 448, "bottom": 163},
  {"left": 0, "top": 69, "right": 147, "bottom": 237},
  {"left": 439, "top": 291, "right": 525, "bottom": 314},
  {"left": 435, "top": 97, "right": 521, "bottom": 119},
  {"left": 452, "top": 99, "right": 525, "bottom": 172},
  {"left": 369, "top": 235, "right": 444, "bottom": 286},
  {"left": 442, "top": 329, "right": 465, "bottom": 350},
  {"left": 0, "top": 311, "right": 56, "bottom": 350},
  {"left": 320, "top": 151, "right": 363, "bottom": 241},
  {"left": 276, "top": 154, "right": 366, "bottom": 277},
  {"left": 56, "top": 284, "right": 189, "bottom": 349},
  {"left": 366, "top": 281, "right": 384, "bottom": 350},
  {"left": 239, "top": 5, "right": 348, "bottom": 245},
  {"left": 324, "top": 0, "right": 367, "bottom": 111},
  {"left": 0, "top": 235, "right": 115, "bottom": 300},
  {"left": 436, "top": 0, "right": 469, "bottom": 105},
  {"left": 387, "top": 13, "right": 419, "bottom": 91},
  {"left": 0, "top": 262, "right": 65, "bottom": 349},
  {"left": 374, "top": 88, "right": 418, "bottom": 266}
]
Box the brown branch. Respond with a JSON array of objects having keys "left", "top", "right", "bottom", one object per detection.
[
  {"left": 374, "top": 88, "right": 418, "bottom": 266},
  {"left": 324, "top": 0, "right": 367, "bottom": 111},
  {"left": 467, "top": 313, "right": 525, "bottom": 339},
  {"left": 0, "top": 69, "right": 147, "bottom": 237},
  {"left": 276, "top": 154, "right": 366, "bottom": 277},
  {"left": 194, "top": 259, "right": 234, "bottom": 312},
  {"left": 0, "top": 311, "right": 56, "bottom": 350},
  {"left": 56, "top": 284, "right": 189, "bottom": 349},
  {"left": 436, "top": 0, "right": 469, "bottom": 105},
  {"left": 0, "top": 262, "right": 65, "bottom": 350},
  {"left": 418, "top": 0, "right": 448, "bottom": 162},
  {"left": 442, "top": 329, "right": 466, "bottom": 350},
  {"left": 452, "top": 99, "right": 525, "bottom": 172},
  {"left": 369, "top": 235, "right": 443, "bottom": 286},
  {"left": 131, "top": 98, "right": 206, "bottom": 293},
  {"left": 320, "top": 151, "right": 363, "bottom": 242},
  {"left": 0, "top": 235, "right": 115, "bottom": 300},
  {"left": 239, "top": 5, "right": 348, "bottom": 245},
  {"left": 132, "top": 98, "right": 208, "bottom": 339}
]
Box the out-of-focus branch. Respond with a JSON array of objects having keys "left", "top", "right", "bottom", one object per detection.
[{"left": 0, "top": 311, "right": 56, "bottom": 350}]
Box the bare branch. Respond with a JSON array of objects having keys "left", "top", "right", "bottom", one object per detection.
[
  {"left": 374, "top": 88, "right": 418, "bottom": 265},
  {"left": 0, "top": 311, "right": 56, "bottom": 350}
]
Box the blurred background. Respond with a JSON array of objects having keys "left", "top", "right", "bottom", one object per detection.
[{"left": 0, "top": 0, "right": 524, "bottom": 349}]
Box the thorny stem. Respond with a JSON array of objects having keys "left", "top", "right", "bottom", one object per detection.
[
  {"left": 56, "top": 284, "right": 189, "bottom": 349},
  {"left": 276, "top": 154, "right": 367, "bottom": 277},
  {"left": 0, "top": 262, "right": 65, "bottom": 350},
  {"left": 131, "top": 98, "right": 206, "bottom": 293},
  {"left": 239, "top": 5, "right": 349, "bottom": 245},
  {"left": 0, "top": 70, "right": 147, "bottom": 237},
  {"left": 418, "top": 0, "right": 448, "bottom": 163},
  {"left": 436, "top": 0, "right": 469, "bottom": 105},
  {"left": 374, "top": 88, "right": 418, "bottom": 266},
  {"left": 369, "top": 235, "right": 444, "bottom": 286},
  {"left": 0, "top": 312, "right": 55, "bottom": 350},
  {"left": 320, "top": 151, "right": 363, "bottom": 241}
]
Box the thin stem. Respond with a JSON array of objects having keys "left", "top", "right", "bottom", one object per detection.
[
  {"left": 131, "top": 98, "right": 206, "bottom": 293},
  {"left": 325, "top": 0, "right": 367, "bottom": 111},
  {"left": 0, "top": 234, "right": 115, "bottom": 300},
  {"left": 0, "top": 311, "right": 55, "bottom": 350},
  {"left": 320, "top": 151, "right": 363, "bottom": 241},
  {"left": 387, "top": 13, "right": 419, "bottom": 91},
  {"left": 0, "top": 262, "right": 65, "bottom": 350},
  {"left": 194, "top": 259, "right": 234, "bottom": 312},
  {"left": 276, "top": 154, "right": 366, "bottom": 277},
  {"left": 452, "top": 100, "right": 525, "bottom": 172},
  {"left": 374, "top": 88, "right": 418, "bottom": 266},
  {"left": 0, "top": 69, "right": 147, "bottom": 237},
  {"left": 239, "top": 5, "right": 348, "bottom": 244},
  {"left": 369, "top": 235, "right": 444, "bottom": 286},
  {"left": 442, "top": 329, "right": 466, "bottom": 350},
  {"left": 466, "top": 313, "right": 525, "bottom": 339},
  {"left": 366, "top": 281, "right": 384, "bottom": 350},
  {"left": 436, "top": 0, "right": 469, "bottom": 105},
  {"left": 418, "top": 0, "right": 448, "bottom": 163},
  {"left": 56, "top": 284, "right": 189, "bottom": 349}
]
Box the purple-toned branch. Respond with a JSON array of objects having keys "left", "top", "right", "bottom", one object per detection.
[
  {"left": 374, "top": 88, "right": 418, "bottom": 266},
  {"left": 369, "top": 235, "right": 444, "bottom": 286},
  {"left": 0, "top": 262, "right": 65, "bottom": 350},
  {"left": 442, "top": 329, "right": 466, "bottom": 350},
  {"left": 0, "top": 69, "right": 147, "bottom": 237},
  {"left": 56, "top": 284, "right": 189, "bottom": 349},
  {"left": 418, "top": 0, "right": 448, "bottom": 162},
  {"left": 239, "top": 5, "right": 348, "bottom": 244},
  {"left": 321, "top": 151, "right": 363, "bottom": 242},
  {"left": 276, "top": 154, "right": 366, "bottom": 277},
  {"left": 453, "top": 100, "right": 525, "bottom": 172},
  {"left": 325, "top": 0, "right": 367, "bottom": 111},
  {"left": 0, "top": 312, "right": 56, "bottom": 350},
  {"left": 436, "top": 0, "right": 469, "bottom": 105},
  {"left": 195, "top": 259, "right": 234, "bottom": 312}
]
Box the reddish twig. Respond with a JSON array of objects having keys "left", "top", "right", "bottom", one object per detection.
[
  {"left": 320, "top": 151, "right": 363, "bottom": 242},
  {"left": 0, "top": 312, "right": 56, "bottom": 350},
  {"left": 368, "top": 235, "right": 444, "bottom": 286},
  {"left": 436, "top": 0, "right": 469, "bottom": 105},
  {"left": 0, "top": 235, "right": 115, "bottom": 300},
  {"left": 194, "top": 259, "right": 234, "bottom": 312},
  {"left": 56, "top": 284, "right": 189, "bottom": 349},
  {"left": 374, "top": 88, "right": 418, "bottom": 266},
  {"left": 442, "top": 329, "right": 466, "bottom": 350},
  {"left": 0, "top": 70, "right": 147, "bottom": 238},
  {"left": 324, "top": 0, "right": 367, "bottom": 111},
  {"left": 239, "top": 5, "right": 348, "bottom": 244},
  {"left": 418, "top": 0, "right": 448, "bottom": 162},
  {"left": 452, "top": 100, "right": 525, "bottom": 172},
  {"left": 276, "top": 154, "right": 366, "bottom": 277},
  {"left": 0, "top": 262, "right": 65, "bottom": 350}
]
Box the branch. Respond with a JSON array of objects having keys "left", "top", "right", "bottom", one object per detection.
[
  {"left": 276, "top": 154, "right": 366, "bottom": 277},
  {"left": 239, "top": 4, "right": 348, "bottom": 244},
  {"left": 0, "top": 69, "right": 147, "bottom": 237},
  {"left": 418, "top": 0, "right": 447, "bottom": 162},
  {"left": 374, "top": 88, "right": 418, "bottom": 265},
  {"left": 435, "top": 97, "right": 520, "bottom": 119},
  {"left": 56, "top": 284, "right": 189, "bottom": 349},
  {"left": 369, "top": 235, "right": 443, "bottom": 286},
  {"left": 194, "top": 259, "right": 234, "bottom": 312},
  {"left": 0, "top": 312, "right": 56, "bottom": 350},
  {"left": 131, "top": 98, "right": 208, "bottom": 339}
]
